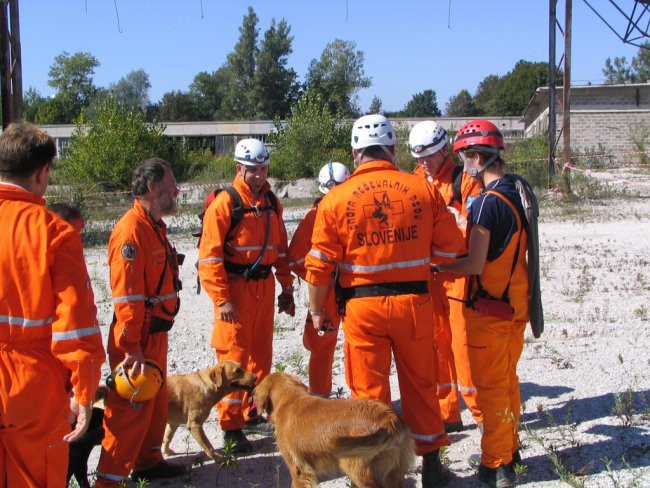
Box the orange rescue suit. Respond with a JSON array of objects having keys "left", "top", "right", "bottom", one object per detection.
[
  {"left": 464, "top": 189, "right": 529, "bottom": 469},
  {"left": 198, "top": 174, "right": 293, "bottom": 430},
  {"left": 0, "top": 184, "right": 105, "bottom": 488},
  {"left": 96, "top": 199, "right": 181, "bottom": 486},
  {"left": 415, "top": 157, "right": 484, "bottom": 424},
  {"left": 305, "top": 160, "right": 465, "bottom": 455},
  {"left": 287, "top": 198, "right": 341, "bottom": 396}
]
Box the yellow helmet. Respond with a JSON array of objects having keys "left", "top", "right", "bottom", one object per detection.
[{"left": 108, "top": 360, "right": 164, "bottom": 403}]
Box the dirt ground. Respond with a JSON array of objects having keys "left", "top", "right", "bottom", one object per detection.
[{"left": 81, "top": 191, "right": 650, "bottom": 488}]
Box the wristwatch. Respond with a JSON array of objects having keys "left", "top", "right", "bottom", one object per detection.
[{"left": 309, "top": 309, "right": 322, "bottom": 317}]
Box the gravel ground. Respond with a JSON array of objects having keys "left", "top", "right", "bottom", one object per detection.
[{"left": 81, "top": 194, "right": 650, "bottom": 488}]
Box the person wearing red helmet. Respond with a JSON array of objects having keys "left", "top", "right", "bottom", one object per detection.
[{"left": 436, "top": 120, "right": 531, "bottom": 488}]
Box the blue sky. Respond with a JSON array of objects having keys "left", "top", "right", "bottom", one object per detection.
[{"left": 20, "top": 1, "right": 644, "bottom": 114}]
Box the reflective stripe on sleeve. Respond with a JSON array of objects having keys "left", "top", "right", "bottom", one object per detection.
[
  {"left": 52, "top": 326, "right": 102, "bottom": 341},
  {"left": 433, "top": 250, "right": 458, "bottom": 258},
  {"left": 198, "top": 257, "right": 223, "bottom": 264},
  {"left": 308, "top": 249, "right": 333, "bottom": 263},
  {"left": 287, "top": 257, "right": 305, "bottom": 268},
  {"left": 0, "top": 315, "right": 53, "bottom": 327}
]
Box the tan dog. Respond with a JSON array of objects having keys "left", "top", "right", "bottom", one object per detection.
[
  {"left": 254, "top": 372, "right": 414, "bottom": 488},
  {"left": 163, "top": 361, "right": 257, "bottom": 460}
]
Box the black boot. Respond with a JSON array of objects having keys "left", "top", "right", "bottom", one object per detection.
[
  {"left": 422, "top": 450, "right": 455, "bottom": 488},
  {"left": 222, "top": 428, "right": 253, "bottom": 454},
  {"left": 478, "top": 464, "right": 513, "bottom": 488}
]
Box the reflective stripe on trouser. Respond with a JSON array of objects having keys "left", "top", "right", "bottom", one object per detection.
[
  {"left": 342, "top": 294, "right": 449, "bottom": 456},
  {"left": 464, "top": 310, "right": 525, "bottom": 468},
  {"left": 431, "top": 285, "right": 461, "bottom": 423},
  {"left": 302, "top": 289, "right": 340, "bottom": 397},
  {"left": 449, "top": 298, "right": 482, "bottom": 423},
  {"left": 95, "top": 333, "right": 169, "bottom": 487},
  {"left": 212, "top": 276, "right": 274, "bottom": 430},
  {"left": 0, "top": 346, "right": 71, "bottom": 488}
]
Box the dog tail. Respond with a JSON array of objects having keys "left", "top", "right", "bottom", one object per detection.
[{"left": 333, "top": 413, "right": 410, "bottom": 458}]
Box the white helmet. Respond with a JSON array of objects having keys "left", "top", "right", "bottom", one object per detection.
[
  {"left": 351, "top": 114, "right": 396, "bottom": 149},
  {"left": 408, "top": 121, "right": 448, "bottom": 158},
  {"left": 318, "top": 162, "right": 350, "bottom": 194},
  {"left": 234, "top": 138, "right": 270, "bottom": 166}
]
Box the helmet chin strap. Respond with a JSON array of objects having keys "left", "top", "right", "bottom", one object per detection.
[{"left": 467, "top": 152, "right": 499, "bottom": 177}]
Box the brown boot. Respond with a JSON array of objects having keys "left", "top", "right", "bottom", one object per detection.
[{"left": 422, "top": 450, "right": 455, "bottom": 488}]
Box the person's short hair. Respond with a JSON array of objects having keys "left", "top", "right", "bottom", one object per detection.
[
  {"left": 0, "top": 123, "right": 56, "bottom": 178},
  {"left": 48, "top": 202, "right": 83, "bottom": 223},
  {"left": 131, "top": 158, "right": 172, "bottom": 197},
  {"left": 362, "top": 145, "right": 394, "bottom": 160}
]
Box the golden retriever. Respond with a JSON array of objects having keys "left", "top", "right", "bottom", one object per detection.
[
  {"left": 254, "top": 372, "right": 414, "bottom": 487},
  {"left": 163, "top": 361, "right": 257, "bottom": 459}
]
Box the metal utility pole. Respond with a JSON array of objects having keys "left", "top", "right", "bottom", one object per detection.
[
  {"left": 0, "top": 0, "right": 22, "bottom": 128},
  {"left": 549, "top": 0, "right": 572, "bottom": 193},
  {"left": 548, "top": 0, "right": 557, "bottom": 188},
  {"left": 562, "top": 0, "right": 572, "bottom": 193}
]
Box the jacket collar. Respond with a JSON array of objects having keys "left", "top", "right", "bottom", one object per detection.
[{"left": 0, "top": 182, "right": 45, "bottom": 206}]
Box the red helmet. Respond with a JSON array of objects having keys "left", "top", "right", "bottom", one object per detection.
[{"left": 452, "top": 119, "right": 505, "bottom": 153}]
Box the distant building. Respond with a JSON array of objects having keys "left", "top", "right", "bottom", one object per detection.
[
  {"left": 40, "top": 117, "right": 525, "bottom": 159},
  {"left": 523, "top": 83, "right": 650, "bottom": 162}
]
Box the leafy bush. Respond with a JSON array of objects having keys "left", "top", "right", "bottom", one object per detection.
[
  {"left": 504, "top": 135, "right": 549, "bottom": 188},
  {"left": 59, "top": 98, "right": 194, "bottom": 189},
  {"left": 268, "top": 92, "right": 352, "bottom": 180}
]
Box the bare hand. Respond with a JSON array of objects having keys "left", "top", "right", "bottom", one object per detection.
[
  {"left": 219, "top": 300, "right": 237, "bottom": 323},
  {"left": 64, "top": 403, "right": 92, "bottom": 443},
  {"left": 123, "top": 351, "right": 146, "bottom": 378},
  {"left": 277, "top": 290, "right": 295, "bottom": 316},
  {"left": 447, "top": 205, "right": 467, "bottom": 230}
]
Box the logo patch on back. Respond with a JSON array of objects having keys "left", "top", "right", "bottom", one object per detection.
[{"left": 121, "top": 242, "right": 137, "bottom": 261}]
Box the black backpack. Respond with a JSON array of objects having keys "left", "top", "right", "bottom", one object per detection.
[
  {"left": 500, "top": 174, "right": 544, "bottom": 338},
  {"left": 449, "top": 164, "right": 464, "bottom": 206},
  {"left": 194, "top": 186, "right": 278, "bottom": 293}
]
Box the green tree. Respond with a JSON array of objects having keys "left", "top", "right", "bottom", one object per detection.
[
  {"left": 631, "top": 42, "right": 650, "bottom": 82},
  {"left": 189, "top": 67, "right": 231, "bottom": 120},
  {"left": 109, "top": 69, "right": 151, "bottom": 112},
  {"left": 220, "top": 7, "right": 259, "bottom": 119},
  {"left": 47, "top": 51, "right": 100, "bottom": 123},
  {"left": 157, "top": 90, "right": 200, "bottom": 121},
  {"left": 445, "top": 89, "right": 477, "bottom": 117},
  {"left": 268, "top": 92, "right": 351, "bottom": 180},
  {"left": 304, "top": 39, "right": 371, "bottom": 117},
  {"left": 473, "top": 74, "right": 502, "bottom": 115},
  {"left": 492, "top": 60, "right": 550, "bottom": 115},
  {"left": 253, "top": 18, "right": 300, "bottom": 119},
  {"left": 368, "top": 96, "right": 383, "bottom": 114},
  {"left": 472, "top": 61, "right": 553, "bottom": 116},
  {"left": 401, "top": 89, "right": 441, "bottom": 117},
  {"left": 603, "top": 56, "right": 634, "bottom": 84},
  {"left": 605, "top": 41, "right": 650, "bottom": 83},
  {"left": 62, "top": 98, "right": 167, "bottom": 188},
  {"left": 23, "top": 87, "right": 50, "bottom": 123}
]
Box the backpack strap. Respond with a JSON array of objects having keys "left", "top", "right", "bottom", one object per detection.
[{"left": 450, "top": 165, "right": 464, "bottom": 205}]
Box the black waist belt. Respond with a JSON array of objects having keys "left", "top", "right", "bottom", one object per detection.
[
  {"left": 341, "top": 281, "right": 429, "bottom": 300},
  {"left": 150, "top": 316, "right": 174, "bottom": 334},
  {"left": 224, "top": 261, "right": 272, "bottom": 280}
]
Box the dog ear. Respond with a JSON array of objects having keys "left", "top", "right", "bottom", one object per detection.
[
  {"left": 212, "top": 364, "right": 224, "bottom": 389},
  {"left": 253, "top": 381, "right": 273, "bottom": 417}
]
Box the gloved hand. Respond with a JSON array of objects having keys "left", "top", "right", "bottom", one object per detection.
[{"left": 277, "top": 288, "right": 295, "bottom": 316}]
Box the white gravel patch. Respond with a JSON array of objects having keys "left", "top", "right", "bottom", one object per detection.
[{"left": 81, "top": 196, "right": 650, "bottom": 487}]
